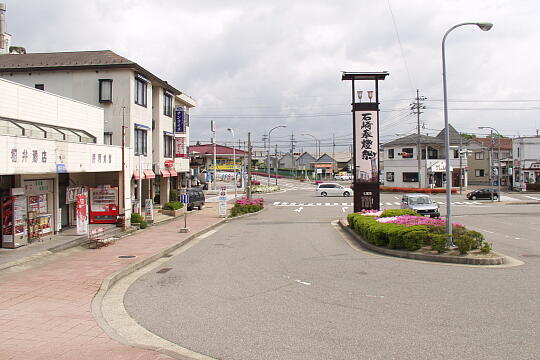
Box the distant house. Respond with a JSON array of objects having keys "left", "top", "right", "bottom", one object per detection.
[
  {"left": 513, "top": 136, "right": 540, "bottom": 190},
  {"left": 296, "top": 152, "right": 317, "bottom": 170},
  {"left": 278, "top": 153, "right": 296, "bottom": 169},
  {"left": 467, "top": 137, "right": 512, "bottom": 187},
  {"left": 381, "top": 125, "right": 469, "bottom": 188}
]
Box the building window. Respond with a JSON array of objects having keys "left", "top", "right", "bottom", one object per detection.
[
  {"left": 401, "top": 148, "right": 413, "bottom": 158},
  {"left": 134, "top": 128, "right": 147, "bottom": 156},
  {"left": 388, "top": 149, "right": 394, "bottom": 159},
  {"left": 475, "top": 152, "right": 484, "bottom": 160},
  {"left": 104, "top": 132, "right": 113, "bottom": 145},
  {"left": 135, "top": 77, "right": 147, "bottom": 107},
  {"left": 35, "top": 84, "right": 45, "bottom": 91},
  {"left": 99, "top": 79, "right": 113, "bottom": 103},
  {"left": 386, "top": 172, "right": 394, "bottom": 182},
  {"left": 164, "top": 93, "right": 173, "bottom": 117},
  {"left": 164, "top": 134, "right": 173, "bottom": 158},
  {"left": 475, "top": 169, "right": 485, "bottom": 177},
  {"left": 403, "top": 172, "right": 419, "bottom": 182},
  {"left": 453, "top": 149, "right": 459, "bottom": 158}
]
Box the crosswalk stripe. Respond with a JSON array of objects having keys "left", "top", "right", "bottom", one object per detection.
[
  {"left": 316, "top": 203, "right": 322, "bottom": 206},
  {"left": 273, "top": 202, "right": 280, "bottom": 205},
  {"left": 342, "top": 202, "right": 348, "bottom": 206},
  {"left": 393, "top": 202, "right": 400, "bottom": 205},
  {"left": 325, "top": 203, "right": 331, "bottom": 206},
  {"left": 386, "top": 202, "right": 393, "bottom": 205},
  {"left": 454, "top": 202, "right": 464, "bottom": 205}
]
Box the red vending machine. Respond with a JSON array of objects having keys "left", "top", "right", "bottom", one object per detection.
[
  {"left": 1, "top": 194, "right": 28, "bottom": 248},
  {"left": 89, "top": 186, "right": 119, "bottom": 224}
]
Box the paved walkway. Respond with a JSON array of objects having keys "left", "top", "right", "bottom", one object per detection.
[{"left": 0, "top": 204, "right": 224, "bottom": 360}]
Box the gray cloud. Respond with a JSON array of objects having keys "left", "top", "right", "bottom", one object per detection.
[{"left": 4, "top": 0, "right": 540, "bottom": 152}]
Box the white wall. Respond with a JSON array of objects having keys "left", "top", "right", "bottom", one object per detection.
[{"left": 0, "top": 77, "right": 104, "bottom": 142}]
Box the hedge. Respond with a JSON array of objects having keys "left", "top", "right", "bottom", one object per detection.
[
  {"left": 347, "top": 212, "right": 490, "bottom": 254},
  {"left": 163, "top": 201, "right": 184, "bottom": 210}
]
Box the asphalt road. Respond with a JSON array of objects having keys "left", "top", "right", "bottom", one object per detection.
[{"left": 124, "top": 178, "right": 540, "bottom": 360}]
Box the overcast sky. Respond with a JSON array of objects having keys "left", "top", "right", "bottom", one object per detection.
[{"left": 4, "top": 0, "right": 540, "bottom": 154}]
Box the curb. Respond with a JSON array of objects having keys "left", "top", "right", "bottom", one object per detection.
[
  {"left": 225, "top": 206, "right": 267, "bottom": 222},
  {"left": 338, "top": 219, "right": 507, "bottom": 266},
  {"left": 504, "top": 201, "right": 540, "bottom": 205}
]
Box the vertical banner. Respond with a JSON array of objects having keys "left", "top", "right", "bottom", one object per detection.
[
  {"left": 354, "top": 109, "right": 380, "bottom": 210},
  {"left": 175, "top": 106, "right": 185, "bottom": 133},
  {"left": 175, "top": 137, "right": 186, "bottom": 158},
  {"left": 144, "top": 199, "right": 153, "bottom": 222},
  {"left": 354, "top": 110, "right": 379, "bottom": 182},
  {"left": 76, "top": 194, "right": 88, "bottom": 235},
  {"left": 218, "top": 186, "right": 227, "bottom": 217}
]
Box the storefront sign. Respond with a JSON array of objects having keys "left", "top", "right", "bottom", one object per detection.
[
  {"left": 144, "top": 199, "right": 153, "bottom": 222},
  {"left": 218, "top": 186, "right": 227, "bottom": 217},
  {"left": 175, "top": 137, "right": 186, "bottom": 158},
  {"left": 56, "top": 164, "right": 67, "bottom": 173},
  {"left": 175, "top": 106, "right": 185, "bottom": 133},
  {"left": 66, "top": 187, "right": 85, "bottom": 204},
  {"left": 76, "top": 194, "right": 88, "bottom": 235},
  {"left": 209, "top": 159, "right": 242, "bottom": 170},
  {"left": 24, "top": 179, "right": 53, "bottom": 194},
  {"left": 10, "top": 148, "right": 48, "bottom": 163},
  {"left": 164, "top": 160, "right": 174, "bottom": 168},
  {"left": 10, "top": 188, "right": 24, "bottom": 196},
  {"left": 354, "top": 111, "right": 378, "bottom": 182}
]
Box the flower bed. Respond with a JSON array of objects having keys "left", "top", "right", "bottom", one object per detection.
[
  {"left": 380, "top": 186, "right": 457, "bottom": 194},
  {"left": 230, "top": 198, "right": 264, "bottom": 217},
  {"left": 252, "top": 185, "right": 280, "bottom": 193},
  {"left": 348, "top": 209, "right": 491, "bottom": 255}
]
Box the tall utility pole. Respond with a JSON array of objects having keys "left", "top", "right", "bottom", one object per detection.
[
  {"left": 332, "top": 133, "right": 336, "bottom": 160},
  {"left": 274, "top": 144, "right": 278, "bottom": 185},
  {"left": 290, "top": 133, "right": 296, "bottom": 176},
  {"left": 247, "top": 132, "right": 252, "bottom": 199},
  {"left": 410, "top": 89, "right": 426, "bottom": 188}
]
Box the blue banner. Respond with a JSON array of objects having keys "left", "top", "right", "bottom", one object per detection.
[
  {"left": 175, "top": 107, "right": 185, "bottom": 133},
  {"left": 56, "top": 164, "right": 67, "bottom": 173}
]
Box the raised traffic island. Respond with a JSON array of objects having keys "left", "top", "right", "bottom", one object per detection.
[{"left": 341, "top": 209, "right": 506, "bottom": 265}]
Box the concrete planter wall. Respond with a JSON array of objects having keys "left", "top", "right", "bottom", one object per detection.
[{"left": 159, "top": 209, "right": 183, "bottom": 217}]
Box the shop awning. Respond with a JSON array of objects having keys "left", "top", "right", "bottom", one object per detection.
[
  {"left": 169, "top": 169, "right": 178, "bottom": 177},
  {"left": 160, "top": 169, "right": 171, "bottom": 177},
  {"left": 143, "top": 170, "right": 156, "bottom": 179},
  {"left": 133, "top": 171, "right": 141, "bottom": 180}
]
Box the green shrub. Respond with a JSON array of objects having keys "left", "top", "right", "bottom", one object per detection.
[
  {"left": 403, "top": 230, "right": 427, "bottom": 251},
  {"left": 230, "top": 203, "right": 263, "bottom": 217},
  {"left": 169, "top": 189, "right": 178, "bottom": 202},
  {"left": 480, "top": 241, "right": 492, "bottom": 253},
  {"left": 464, "top": 230, "right": 484, "bottom": 249},
  {"left": 131, "top": 212, "right": 144, "bottom": 224},
  {"left": 454, "top": 235, "right": 476, "bottom": 254},
  {"left": 163, "top": 201, "right": 183, "bottom": 210},
  {"left": 139, "top": 220, "right": 148, "bottom": 229},
  {"left": 380, "top": 209, "right": 419, "bottom": 218},
  {"left": 431, "top": 234, "right": 449, "bottom": 253}
]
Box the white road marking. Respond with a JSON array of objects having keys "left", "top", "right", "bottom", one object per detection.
[
  {"left": 293, "top": 207, "right": 303, "bottom": 213},
  {"left": 273, "top": 202, "right": 280, "bottom": 205},
  {"left": 342, "top": 202, "right": 349, "bottom": 206},
  {"left": 333, "top": 203, "right": 339, "bottom": 206},
  {"left": 525, "top": 195, "right": 540, "bottom": 201},
  {"left": 437, "top": 201, "right": 444, "bottom": 205},
  {"left": 393, "top": 202, "right": 400, "bottom": 205},
  {"left": 295, "top": 280, "right": 311, "bottom": 286},
  {"left": 454, "top": 202, "right": 464, "bottom": 205},
  {"left": 342, "top": 207, "right": 349, "bottom": 213},
  {"left": 289, "top": 202, "right": 296, "bottom": 206},
  {"left": 386, "top": 202, "right": 393, "bottom": 205},
  {"left": 316, "top": 203, "right": 322, "bottom": 206},
  {"left": 325, "top": 203, "right": 331, "bottom": 206}
]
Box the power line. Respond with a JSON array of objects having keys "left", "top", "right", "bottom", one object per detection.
[{"left": 386, "top": 0, "right": 415, "bottom": 92}]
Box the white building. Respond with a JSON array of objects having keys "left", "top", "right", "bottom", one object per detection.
[
  {"left": 382, "top": 126, "right": 468, "bottom": 189},
  {"left": 0, "top": 77, "right": 121, "bottom": 246},
  {"left": 512, "top": 136, "right": 540, "bottom": 190},
  {"left": 0, "top": 50, "right": 196, "bottom": 214}
]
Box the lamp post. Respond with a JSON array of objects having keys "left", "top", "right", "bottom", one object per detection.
[
  {"left": 267, "top": 125, "right": 287, "bottom": 185},
  {"left": 479, "top": 126, "right": 502, "bottom": 202},
  {"left": 442, "top": 22, "right": 493, "bottom": 244},
  {"left": 301, "top": 133, "right": 319, "bottom": 180},
  {"left": 227, "top": 128, "right": 237, "bottom": 199}
]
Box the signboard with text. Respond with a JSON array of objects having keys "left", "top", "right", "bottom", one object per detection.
[
  {"left": 354, "top": 110, "right": 379, "bottom": 183},
  {"left": 175, "top": 137, "right": 186, "bottom": 157},
  {"left": 76, "top": 194, "right": 88, "bottom": 235},
  {"left": 218, "top": 186, "right": 227, "bottom": 217},
  {"left": 175, "top": 106, "right": 185, "bottom": 133}
]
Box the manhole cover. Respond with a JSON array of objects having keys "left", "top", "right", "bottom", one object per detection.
[
  {"left": 118, "top": 255, "right": 136, "bottom": 259},
  {"left": 157, "top": 267, "right": 173, "bottom": 274},
  {"left": 521, "top": 254, "right": 540, "bottom": 258}
]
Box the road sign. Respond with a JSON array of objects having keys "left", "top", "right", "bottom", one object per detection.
[{"left": 180, "top": 194, "right": 190, "bottom": 204}]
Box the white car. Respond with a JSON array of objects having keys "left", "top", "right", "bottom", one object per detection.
[{"left": 316, "top": 183, "right": 353, "bottom": 197}]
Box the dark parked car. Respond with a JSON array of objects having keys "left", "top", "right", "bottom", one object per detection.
[
  {"left": 466, "top": 188, "right": 499, "bottom": 200},
  {"left": 181, "top": 188, "right": 205, "bottom": 211}
]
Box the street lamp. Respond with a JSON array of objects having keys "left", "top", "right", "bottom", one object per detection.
[
  {"left": 227, "top": 128, "right": 237, "bottom": 199},
  {"left": 478, "top": 126, "right": 502, "bottom": 202},
  {"left": 267, "top": 125, "right": 287, "bottom": 185},
  {"left": 442, "top": 22, "right": 493, "bottom": 244},
  {"left": 301, "top": 134, "right": 319, "bottom": 180}
]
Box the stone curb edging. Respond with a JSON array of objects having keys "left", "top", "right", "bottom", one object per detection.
[
  {"left": 338, "top": 218, "right": 507, "bottom": 266},
  {"left": 91, "top": 217, "right": 229, "bottom": 360}
]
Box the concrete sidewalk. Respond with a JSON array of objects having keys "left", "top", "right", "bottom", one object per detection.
[{"left": 0, "top": 203, "right": 225, "bottom": 360}]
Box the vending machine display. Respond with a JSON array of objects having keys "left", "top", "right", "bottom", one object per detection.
[
  {"left": 89, "top": 186, "right": 119, "bottom": 224},
  {"left": 1, "top": 195, "right": 28, "bottom": 248}
]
